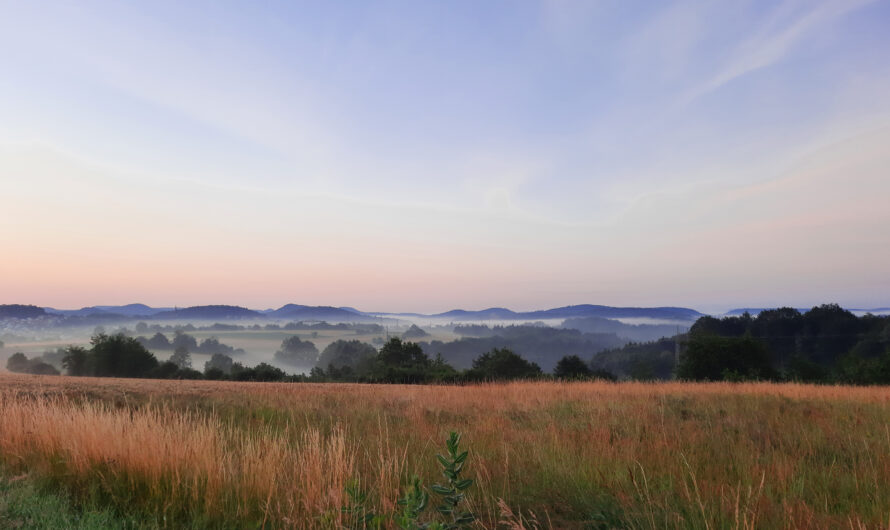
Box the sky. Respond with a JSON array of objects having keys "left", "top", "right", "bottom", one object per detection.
[{"left": 0, "top": 0, "right": 888, "bottom": 313}]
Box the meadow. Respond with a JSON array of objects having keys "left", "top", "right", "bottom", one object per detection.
[{"left": 0, "top": 373, "right": 889, "bottom": 529}]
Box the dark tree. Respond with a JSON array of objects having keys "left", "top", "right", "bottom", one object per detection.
[
  {"left": 7, "top": 352, "right": 60, "bottom": 375},
  {"left": 205, "top": 353, "right": 234, "bottom": 375},
  {"left": 317, "top": 340, "right": 377, "bottom": 372},
  {"left": 678, "top": 334, "right": 774, "bottom": 381},
  {"left": 467, "top": 348, "right": 542, "bottom": 381},
  {"left": 371, "top": 337, "right": 435, "bottom": 383},
  {"left": 553, "top": 355, "right": 593, "bottom": 379},
  {"left": 402, "top": 324, "right": 430, "bottom": 339},
  {"left": 28, "top": 361, "right": 60, "bottom": 376},
  {"left": 171, "top": 330, "right": 198, "bottom": 352},
  {"left": 196, "top": 337, "right": 242, "bottom": 355},
  {"left": 87, "top": 333, "right": 159, "bottom": 378},
  {"left": 141, "top": 332, "right": 172, "bottom": 350},
  {"left": 169, "top": 346, "right": 192, "bottom": 370},
  {"left": 6, "top": 352, "right": 29, "bottom": 373},
  {"left": 800, "top": 304, "right": 862, "bottom": 365},
  {"left": 233, "top": 362, "right": 288, "bottom": 382},
  {"left": 274, "top": 336, "right": 319, "bottom": 366},
  {"left": 62, "top": 346, "right": 90, "bottom": 376}
]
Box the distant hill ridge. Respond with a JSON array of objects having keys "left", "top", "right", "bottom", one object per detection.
[
  {"left": 151, "top": 305, "right": 264, "bottom": 320},
  {"left": 26, "top": 303, "right": 707, "bottom": 322},
  {"left": 375, "top": 304, "right": 704, "bottom": 321},
  {"left": 0, "top": 304, "right": 47, "bottom": 319},
  {"left": 9, "top": 302, "right": 888, "bottom": 324},
  {"left": 726, "top": 307, "right": 890, "bottom": 316},
  {"left": 266, "top": 304, "right": 380, "bottom": 322},
  {"left": 45, "top": 303, "right": 173, "bottom": 317}
]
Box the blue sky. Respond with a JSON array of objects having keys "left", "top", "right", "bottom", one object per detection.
[{"left": 1, "top": 0, "right": 888, "bottom": 312}]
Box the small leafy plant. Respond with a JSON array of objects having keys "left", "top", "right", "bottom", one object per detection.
[
  {"left": 395, "top": 475, "right": 429, "bottom": 529},
  {"left": 396, "top": 431, "right": 475, "bottom": 529},
  {"left": 342, "top": 479, "right": 384, "bottom": 529},
  {"left": 429, "top": 432, "right": 475, "bottom": 528},
  {"left": 344, "top": 431, "right": 475, "bottom": 530}
]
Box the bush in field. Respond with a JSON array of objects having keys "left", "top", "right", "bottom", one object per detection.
[
  {"left": 274, "top": 336, "right": 319, "bottom": 367},
  {"left": 466, "top": 348, "right": 542, "bottom": 381}
]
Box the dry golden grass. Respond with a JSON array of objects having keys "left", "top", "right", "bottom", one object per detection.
[{"left": 1, "top": 373, "right": 889, "bottom": 528}]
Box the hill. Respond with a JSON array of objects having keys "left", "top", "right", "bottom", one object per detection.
[
  {"left": 0, "top": 305, "right": 47, "bottom": 319},
  {"left": 522, "top": 305, "right": 702, "bottom": 321},
  {"left": 560, "top": 316, "right": 687, "bottom": 342},
  {"left": 45, "top": 304, "right": 173, "bottom": 317},
  {"left": 151, "top": 305, "right": 264, "bottom": 320},
  {"left": 266, "top": 304, "right": 380, "bottom": 322},
  {"left": 422, "top": 325, "right": 625, "bottom": 371},
  {"left": 382, "top": 304, "right": 703, "bottom": 322}
]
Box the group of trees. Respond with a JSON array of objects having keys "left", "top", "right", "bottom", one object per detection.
[
  {"left": 63, "top": 334, "right": 183, "bottom": 378},
  {"left": 677, "top": 305, "right": 890, "bottom": 383},
  {"left": 596, "top": 305, "right": 890, "bottom": 384},
  {"left": 29, "top": 333, "right": 610, "bottom": 384},
  {"left": 421, "top": 325, "right": 625, "bottom": 372},
  {"left": 135, "top": 331, "right": 245, "bottom": 356},
  {"left": 11, "top": 304, "right": 889, "bottom": 386},
  {"left": 583, "top": 305, "right": 890, "bottom": 384},
  {"left": 56, "top": 334, "right": 289, "bottom": 381},
  {"left": 309, "top": 338, "right": 546, "bottom": 383},
  {"left": 6, "top": 352, "right": 60, "bottom": 375},
  {"left": 309, "top": 339, "right": 613, "bottom": 383},
  {"left": 273, "top": 336, "right": 319, "bottom": 366},
  {"left": 592, "top": 338, "right": 677, "bottom": 380}
]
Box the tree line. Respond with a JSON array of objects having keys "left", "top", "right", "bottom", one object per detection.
[
  {"left": 135, "top": 331, "right": 245, "bottom": 356},
  {"left": 6, "top": 333, "right": 610, "bottom": 383},
  {"left": 596, "top": 304, "right": 890, "bottom": 384},
  {"left": 678, "top": 304, "right": 890, "bottom": 383}
]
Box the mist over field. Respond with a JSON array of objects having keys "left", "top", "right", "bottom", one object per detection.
[{"left": 0, "top": 302, "right": 701, "bottom": 375}]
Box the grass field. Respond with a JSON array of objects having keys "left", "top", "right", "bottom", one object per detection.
[{"left": 0, "top": 373, "right": 889, "bottom": 528}]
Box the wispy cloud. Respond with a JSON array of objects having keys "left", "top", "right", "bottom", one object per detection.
[{"left": 683, "top": 0, "right": 877, "bottom": 104}]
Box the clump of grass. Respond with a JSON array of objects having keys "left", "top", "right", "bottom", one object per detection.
[{"left": 0, "top": 472, "right": 132, "bottom": 529}]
